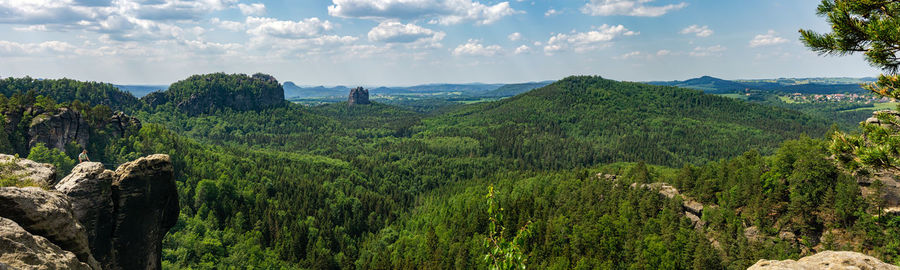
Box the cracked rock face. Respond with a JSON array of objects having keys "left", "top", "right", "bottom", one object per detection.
[
  {"left": 55, "top": 162, "right": 115, "bottom": 268},
  {"left": 27, "top": 108, "right": 90, "bottom": 151},
  {"left": 749, "top": 250, "right": 899, "bottom": 270},
  {"left": 0, "top": 217, "right": 90, "bottom": 270},
  {"left": 0, "top": 187, "right": 99, "bottom": 269},
  {"left": 348, "top": 87, "right": 370, "bottom": 105},
  {"left": 0, "top": 154, "right": 179, "bottom": 270},
  {"left": 0, "top": 154, "right": 57, "bottom": 187},
  {"left": 110, "top": 154, "right": 178, "bottom": 270}
]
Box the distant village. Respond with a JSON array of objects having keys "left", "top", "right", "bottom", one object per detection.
[{"left": 784, "top": 93, "right": 895, "bottom": 104}]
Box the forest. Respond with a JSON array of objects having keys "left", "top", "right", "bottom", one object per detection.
[{"left": 0, "top": 73, "right": 897, "bottom": 269}]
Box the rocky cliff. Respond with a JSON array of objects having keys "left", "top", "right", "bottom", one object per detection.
[
  {"left": 749, "top": 251, "right": 899, "bottom": 270},
  {"left": 2, "top": 105, "right": 140, "bottom": 155},
  {"left": 348, "top": 87, "right": 371, "bottom": 105},
  {"left": 0, "top": 154, "right": 179, "bottom": 270},
  {"left": 156, "top": 73, "right": 286, "bottom": 115},
  {"left": 27, "top": 108, "right": 90, "bottom": 151}
]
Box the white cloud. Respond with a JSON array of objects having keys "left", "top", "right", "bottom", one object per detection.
[
  {"left": 245, "top": 17, "right": 334, "bottom": 39},
  {"left": 367, "top": 21, "right": 445, "bottom": 48},
  {"left": 514, "top": 45, "right": 530, "bottom": 54},
  {"left": 656, "top": 49, "right": 671, "bottom": 56},
  {"left": 0, "top": 40, "right": 78, "bottom": 56},
  {"left": 238, "top": 3, "right": 266, "bottom": 16},
  {"left": 749, "top": 30, "right": 788, "bottom": 47},
  {"left": 544, "top": 24, "right": 637, "bottom": 54},
  {"left": 452, "top": 39, "right": 503, "bottom": 56},
  {"left": 508, "top": 32, "right": 521, "bottom": 41},
  {"left": 211, "top": 17, "right": 244, "bottom": 31},
  {"left": 545, "top": 8, "right": 559, "bottom": 16},
  {"left": 616, "top": 51, "right": 642, "bottom": 59},
  {"left": 582, "top": 0, "right": 687, "bottom": 17},
  {"left": 328, "top": 0, "right": 520, "bottom": 25},
  {"left": 689, "top": 45, "right": 726, "bottom": 57},
  {"left": 680, "top": 25, "right": 712, "bottom": 37}
]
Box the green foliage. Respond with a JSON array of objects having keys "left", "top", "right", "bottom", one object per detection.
[
  {"left": 159, "top": 73, "right": 285, "bottom": 115},
  {"left": 419, "top": 76, "right": 830, "bottom": 168},
  {"left": 26, "top": 143, "right": 75, "bottom": 177},
  {"left": 484, "top": 185, "right": 532, "bottom": 270},
  {"left": 5, "top": 74, "right": 897, "bottom": 269},
  {"left": 800, "top": 1, "right": 900, "bottom": 98},
  {"left": 0, "top": 77, "right": 140, "bottom": 111}
]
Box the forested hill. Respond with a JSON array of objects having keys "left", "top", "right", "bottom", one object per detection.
[
  {"left": 420, "top": 76, "right": 831, "bottom": 167},
  {"left": 142, "top": 73, "right": 286, "bottom": 115},
  {"left": 0, "top": 77, "right": 141, "bottom": 111}
]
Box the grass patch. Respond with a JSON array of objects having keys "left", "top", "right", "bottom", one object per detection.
[
  {"left": 717, "top": 93, "right": 750, "bottom": 100},
  {"left": 841, "top": 102, "right": 899, "bottom": 112}
]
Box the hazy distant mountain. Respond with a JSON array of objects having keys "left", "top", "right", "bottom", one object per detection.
[
  {"left": 479, "top": 81, "right": 554, "bottom": 97},
  {"left": 648, "top": 76, "right": 870, "bottom": 94},
  {"left": 283, "top": 82, "right": 348, "bottom": 98},
  {"left": 114, "top": 84, "right": 169, "bottom": 98},
  {"left": 647, "top": 76, "right": 749, "bottom": 94}
]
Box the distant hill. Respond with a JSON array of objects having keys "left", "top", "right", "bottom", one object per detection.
[
  {"left": 647, "top": 76, "right": 749, "bottom": 93},
  {"left": 0, "top": 77, "right": 141, "bottom": 111},
  {"left": 648, "top": 76, "right": 870, "bottom": 94},
  {"left": 423, "top": 76, "right": 830, "bottom": 167},
  {"left": 114, "top": 84, "right": 168, "bottom": 98},
  {"left": 374, "top": 83, "right": 504, "bottom": 95},
  {"left": 283, "top": 82, "right": 348, "bottom": 99},
  {"left": 479, "top": 81, "right": 554, "bottom": 97},
  {"left": 143, "top": 73, "right": 286, "bottom": 115}
]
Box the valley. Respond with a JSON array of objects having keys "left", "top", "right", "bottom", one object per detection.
[{"left": 1, "top": 73, "right": 898, "bottom": 269}]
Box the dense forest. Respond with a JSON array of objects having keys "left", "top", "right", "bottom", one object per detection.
[{"left": 1, "top": 73, "right": 897, "bottom": 269}]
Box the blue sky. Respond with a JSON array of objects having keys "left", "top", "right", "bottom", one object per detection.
[{"left": 0, "top": 0, "right": 881, "bottom": 85}]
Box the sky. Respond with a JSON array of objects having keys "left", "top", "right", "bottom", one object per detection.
[{"left": 0, "top": 0, "right": 883, "bottom": 86}]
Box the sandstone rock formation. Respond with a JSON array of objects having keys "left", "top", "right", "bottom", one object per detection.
[
  {"left": 106, "top": 112, "right": 141, "bottom": 139},
  {"left": 166, "top": 73, "right": 286, "bottom": 115},
  {"left": 55, "top": 162, "right": 115, "bottom": 267},
  {"left": 110, "top": 154, "right": 178, "bottom": 270},
  {"left": 0, "top": 154, "right": 179, "bottom": 270},
  {"left": 0, "top": 217, "right": 90, "bottom": 270},
  {"left": 28, "top": 108, "right": 90, "bottom": 151},
  {"left": 749, "top": 250, "right": 899, "bottom": 270},
  {"left": 0, "top": 154, "right": 57, "bottom": 187},
  {"left": 348, "top": 87, "right": 371, "bottom": 105},
  {"left": 0, "top": 187, "right": 99, "bottom": 269}
]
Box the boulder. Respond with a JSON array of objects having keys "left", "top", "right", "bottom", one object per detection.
[
  {"left": 0, "top": 187, "right": 99, "bottom": 269},
  {"left": 348, "top": 87, "right": 371, "bottom": 105},
  {"left": 0, "top": 217, "right": 89, "bottom": 270},
  {"left": 27, "top": 108, "right": 90, "bottom": 152},
  {"left": 749, "top": 250, "right": 898, "bottom": 270},
  {"left": 0, "top": 154, "right": 57, "bottom": 187},
  {"left": 54, "top": 162, "right": 115, "bottom": 267},
  {"left": 110, "top": 154, "right": 178, "bottom": 270}
]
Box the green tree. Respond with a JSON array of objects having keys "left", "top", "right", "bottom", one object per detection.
[
  {"left": 26, "top": 143, "right": 76, "bottom": 179},
  {"left": 801, "top": 0, "right": 900, "bottom": 171},
  {"left": 484, "top": 185, "right": 532, "bottom": 270},
  {"left": 800, "top": 0, "right": 900, "bottom": 97}
]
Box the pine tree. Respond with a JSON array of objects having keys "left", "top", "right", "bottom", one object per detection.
[{"left": 801, "top": 0, "right": 900, "bottom": 170}]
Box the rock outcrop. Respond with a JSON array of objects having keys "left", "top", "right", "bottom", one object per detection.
[
  {"left": 0, "top": 154, "right": 57, "bottom": 187},
  {"left": 749, "top": 251, "right": 899, "bottom": 270},
  {"left": 109, "top": 154, "right": 178, "bottom": 270},
  {"left": 106, "top": 112, "right": 141, "bottom": 139},
  {"left": 55, "top": 162, "right": 115, "bottom": 267},
  {"left": 27, "top": 108, "right": 90, "bottom": 151},
  {"left": 348, "top": 87, "right": 371, "bottom": 105},
  {"left": 163, "top": 73, "right": 286, "bottom": 115},
  {"left": 0, "top": 154, "right": 179, "bottom": 270},
  {"left": 0, "top": 187, "right": 99, "bottom": 269},
  {"left": 0, "top": 217, "right": 90, "bottom": 270}
]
